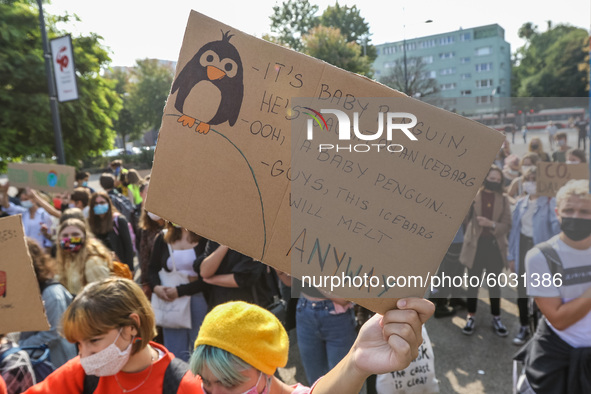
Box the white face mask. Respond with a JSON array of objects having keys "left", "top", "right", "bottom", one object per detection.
[
  {"left": 521, "top": 165, "right": 535, "bottom": 174},
  {"left": 20, "top": 200, "right": 34, "bottom": 209},
  {"left": 147, "top": 211, "right": 161, "bottom": 221},
  {"left": 523, "top": 181, "right": 537, "bottom": 196},
  {"left": 80, "top": 329, "right": 133, "bottom": 377}
]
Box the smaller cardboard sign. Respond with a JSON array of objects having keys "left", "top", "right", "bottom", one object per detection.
[
  {"left": 536, "top": 162, "right": 590, "bottom": 197},
  {"left": 0, "top": 215, "right": 49, "bottom": 334},
  {"left": 7, "top": 162, "right": 75, "bottom": 194},
  {"left": 50, "top": 35, "right": 79, "bottom": 102}
]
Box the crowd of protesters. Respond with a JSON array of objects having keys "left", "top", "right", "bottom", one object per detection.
[
  {"left": 1, "top": 118, "right": 590, "bottom": 394},
  {"left": 429, "top": 125, "right": 591, "bottom": 393},
  {"left": 0, "top": 158, "right": 437, "bottom": 394}
]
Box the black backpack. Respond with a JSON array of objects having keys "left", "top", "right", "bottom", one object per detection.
[{"left": 82, "top": 356, "right": 188, "bottom": 394}]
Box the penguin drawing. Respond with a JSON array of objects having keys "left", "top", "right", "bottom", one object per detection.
[{"left": 171, "top": 30, "right": 244, "bottom": 134}]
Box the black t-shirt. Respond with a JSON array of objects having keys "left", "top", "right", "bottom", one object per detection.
[{"left": 197, "top": 241, "right": 273, "bottom": 310}]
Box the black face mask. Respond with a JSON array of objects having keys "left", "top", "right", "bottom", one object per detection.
[
  {"left": 531, "top": 144, "right": 539, "bottom": 150},
  {"left": 561, "top": 217, "right": 591, "bottom": 241},
  {"left": 484, "top": 180, "right": 502, "bottom": 192}
]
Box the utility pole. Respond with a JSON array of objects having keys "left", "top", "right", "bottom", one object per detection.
[{"left": 37, "top": 0, "right": 66, "bottom": 165}]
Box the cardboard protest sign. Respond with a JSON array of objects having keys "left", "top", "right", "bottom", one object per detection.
[
  {"left": 146, "top": 11, "right": 504, "bottom": 313},
  {"left": 0, "top": 215, "right": 49, "bottom": 334},
  {"left": 536, "top": 162, "right": 589, "bottom": 197},
  {"left": 7, "top": 162, "right": 75, "bottom": 194}
]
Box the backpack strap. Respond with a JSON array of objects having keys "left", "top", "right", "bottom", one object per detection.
[
  {"left": 0, "top": 346, "right": 22, "bottom": 363},
  {"left": 536, "top": 241, "right": 564, "bottom": 278},
  {"left": 83, "top": 374, "right": 100, "bottom": 394},
  {"left": 163, "top": 357, "right": 189, "bottom": 394},
  {"left": 82, "top": 355, "right": 188, "bottom": 394}
]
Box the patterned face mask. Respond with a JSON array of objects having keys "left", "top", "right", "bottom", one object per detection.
[
  {"left": 80, "top": 329, "right": 133, "bottom": 377},
  {"left": 59, "top": 236, "right": 84, "bottom": 253}
]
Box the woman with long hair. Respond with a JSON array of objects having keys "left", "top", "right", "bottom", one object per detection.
[
  {"left": 88, "top": 191, "right": 135, "bottom": 272},
  {"left": 55, "top": 218, "right": 112, "bottom": 295},
  {"left": 148, "top": 222, "right": 208, "bottom": 362},
  {"left": 138, "top": 208, "right": 165, "bottom": 298},
  {"left": 527, "top": 137, "right": 551, "bottom": 162},
  {"left": 507, "top": 167, "right": 560, "bottom": 346},
  {"left": 460, "top": 165, "right": 512, "bottom": 336},
  {"left": 20, "top": 238, "right": 77, "bottom": 368}
]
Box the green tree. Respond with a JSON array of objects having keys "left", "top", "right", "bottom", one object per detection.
[
  {"left": 269, "top": 0, "right": 319, "bottom": 51},
  {"left": 0, "top": 0, "right": 121, "bottom": 170},
  {"left": 318, "top": 2, "right": 377, "bottom": 61},
  {"left": 513, "top": 22, "right": 589, "bottom": 97},
  {"left": 302, "top": 26, "right": 372, "bottom": 76},
  {"left": 379, "top": 57, "right": 439, "bottom": 98},
  {"left": 105, "top": 59, "right": 173, "bottom": 151},
  {"left": 127, "top": 59, "right": 174, "bottom": 134}
]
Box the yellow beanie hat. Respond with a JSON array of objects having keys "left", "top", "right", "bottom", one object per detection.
[{"left": 194, "top": 301, "right": 289, "bottom": 375}]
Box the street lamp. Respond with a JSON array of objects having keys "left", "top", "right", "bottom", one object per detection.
[{"left": 402, "top": 13, "right": 433, "bottom": 94}]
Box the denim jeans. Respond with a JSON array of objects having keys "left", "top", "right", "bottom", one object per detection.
[
  {"left": 296, "top": 297, "right": 357, "bottom": 385},
  {"left": 163, "top": 293, "right": 207, "bottom": 362}
]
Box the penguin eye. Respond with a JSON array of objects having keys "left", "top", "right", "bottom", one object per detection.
[
  {"left": 221, "top": 59, "right": 238, "bottom": 78},
  {"left": 200, "top": 50, "right": 219, "bottom": 67}
]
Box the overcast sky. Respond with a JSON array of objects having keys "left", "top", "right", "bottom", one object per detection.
[{"left": 45, "top": 0, "right": 590, "bottom": 67}]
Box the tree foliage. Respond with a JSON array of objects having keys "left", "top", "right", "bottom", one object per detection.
[
  {"left": 379, "top": 57, "right": 439, "bottom": 98},
  {"left": 302, "top": 26, "right": 372, "bottom": 76},
  {"left": 105, "top": 59, "right": 174, "bottom": 150},
  {"left": 127, "top": 59, "right": 174, "bottom": 133},
  {"left": 269, "top": 0, "right": 319, "bottom": 51},
  {"left": 318, "top": 3, "right": 376, "bottom": 61},
  {"left": 0, "top": 0, "right": 121, "bottom": 170},
  {"left": 512, "top": 22, "right": 589, "bottom": 97}
]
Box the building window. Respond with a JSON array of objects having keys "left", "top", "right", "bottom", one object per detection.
[
  {"left": 376, "top": 48, "right": 380, "bottom": 55},
  {"left": 425, "top": 70, "right": 436, "bottom": 78},
  {"left": 475, "top": 46, "right": 492, "bottom": 56},
  {"left": 441, "top": 83, "right": 456, "bottom": 91},
  {"left": 440, "top": 36, "right": 455, "bottom": 45},
  {"left": 461, "top": 90, "right": 472, "bottom": 96},
  {"left": 460, "top": 57, "right": 470, "bottom": 64},
  {"left": 475, "top": 79, "right": 494, "bottom": 88},
  {"left": 460, "top": 32, "right": 471, "bottom": 41},
  {"left": 439, "top": 52, "right": 455, "bottom": 59},
  {"left": 384, "top": 61, "right": 396, "bottom": 68},
  {"left": 476, "top": 95, "right": 492, "bottom": 104},
  {"left": 461, "top": 73, "right": 471, "bottom": 80},
  {"left": 475, "top": 63, "right": 493, "bottom": 72},
  {"left": 439, "top": 67, "right": 456, "bottom": 75},
  {"left": 419, "top": 39, "right": 437, "bottom": 48},
  {"left": 405, "top": 42, "right": 416, "bottom": 51},
  {"left": 423, "top": 56, "right": 433, "bottom": 64}
]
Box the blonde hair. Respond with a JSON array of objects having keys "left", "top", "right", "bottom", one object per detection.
[
  {"left": 62, "top": 277, "right": 156, "bottom": 354},
  {"left": 556, "top": 180, "right": 591, "bottom": 207},
  {"left": 57, "top": 218, "right": 113, "bottom": 288}
]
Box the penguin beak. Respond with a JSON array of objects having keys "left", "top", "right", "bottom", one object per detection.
[{"left": 207, "top": 66, "right": 226, "bottom": 81}]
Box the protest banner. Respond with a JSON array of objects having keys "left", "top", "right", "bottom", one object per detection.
[
  {"left": 145, "top": 11, "right": 504, "bottom": 313},
  {"left": 536, "top": 162, "right": 589, "bottom": 197},
  {"left": 0, "top": 215, "right": 49, "bottom": 334},
  {"left": 7, "top": 162, "right": 75, "bottom": 194}
]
